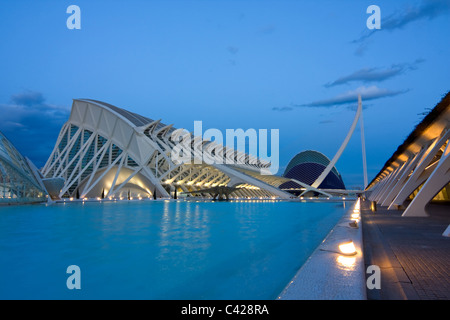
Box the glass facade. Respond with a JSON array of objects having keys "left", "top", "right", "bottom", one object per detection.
[
  {"left": 280, "top": 150, "right": 346, "bottom": 191},
  {"left": 0, "top": 131, "right": 47, "bottom": 204}
]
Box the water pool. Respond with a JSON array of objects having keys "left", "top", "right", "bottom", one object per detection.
[{"left": 0, "top": 200, "right": 347, "bottom": 299}]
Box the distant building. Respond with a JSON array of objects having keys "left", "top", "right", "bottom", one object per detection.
[
  {"left": 279, "top": 150, "right": 346, "bottom": 196},
  {"left": 0, "top": 131, "right": 47, "bottom": 204}
]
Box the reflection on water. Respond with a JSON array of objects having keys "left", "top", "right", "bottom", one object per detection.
[
  {"left": 159, "top": 201, "right": 211, "bottom": 263},
  {"left": 0, "top": 200, "right": 346, "bottom": 299}
]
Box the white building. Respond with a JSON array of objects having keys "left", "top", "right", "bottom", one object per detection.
[
  {"left": 42, "top": 99, "right": 293, "bottom": 200},
  {"left": 366, "top": 92, "right": 450, "bottom": 216},
  {"left": 0, "top": 130, "right": 47, "bottom": 204}
]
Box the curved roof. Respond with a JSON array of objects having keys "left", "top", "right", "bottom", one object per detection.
[
  {"left": 78, "top": 99, "right": 156, "bottom": 127},
  {"left": 43, "top": 99, "right": 292, "bottom": 199},
  {"left": 0, "top": 131, "right": 46, "bottom": 203},
  {"left": 367, "top": 91, "right": 450, "bottom": 189},
  {"left": 0, "top": 131, "right": 35, "bottom": 182},
  {"left": 284, "top": 150, "right": 340, "bottom": 178}
]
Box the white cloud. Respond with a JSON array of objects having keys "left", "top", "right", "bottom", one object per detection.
[{"left": 298, "top": 86, "right": 408, "bottom": 108}]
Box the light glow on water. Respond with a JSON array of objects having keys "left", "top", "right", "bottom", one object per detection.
[{"left": 0, "top": 200, "right": 346, "bottom": 299}]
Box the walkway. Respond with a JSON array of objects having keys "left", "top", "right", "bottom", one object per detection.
[{"left": 361, "top": 200, "right": 450, "bottom": 300}]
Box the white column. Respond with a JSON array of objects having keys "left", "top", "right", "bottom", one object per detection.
[
  {"left": 380, "top": 154, "right": 417, "bottom": 206},
  {"left": 403, "top": 137, "right": 450, "bottom": 217},
  {"left": 359, "top": 95, "right": 368, "bottom": 189},
  {"left": 391, "top": 128, "right": 450, "bottom": 208},
  {"left": 312, "top": 95, "right": 362, "bottom": 189},
  {"left": 384, "top": 146, "right": 428, "bottom": 209}
]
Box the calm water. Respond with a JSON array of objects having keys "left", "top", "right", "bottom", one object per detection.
[{"left": 0, "top": 200, "right": 346, "bottom": 299}]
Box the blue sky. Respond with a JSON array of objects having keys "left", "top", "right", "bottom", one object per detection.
[{"left": 0, "top": 0, "right": 449, "bottom": 188}]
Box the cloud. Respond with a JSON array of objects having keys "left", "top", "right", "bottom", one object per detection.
[
  {"left": 318, "top": 120, "right": 335, "bottom": 124},
  {"left": 346, "top": 103, "right": 372, "bottom": 111},
  {"left": 0, "top": 91, "right": 70, "bottom": 168},
  {"left": 297, "top": 86, "right": 408, "bottom": 108},
  {"left": 226, "top": 46, "right": 239, "bottom": 55},
  {"left": 228, "top": 59, "right": 237, "bottom": 66},
  {"left": 11, "top": 91, "right": 45, "bottom": 106},
  {"left": 354, "top": 40, "right": 371, "bottom": 57},
  {"left": 354, "top": 0, "right": 450, "bottom": 43},
  {"left": 272, "top": 106, "right": 294, "bottom": 112},
  {"left": 325, "top": 59, "right": 424, "bottom": 87},
  {"left": 257, "top": 24, "right": 276, "bottom": 35}
]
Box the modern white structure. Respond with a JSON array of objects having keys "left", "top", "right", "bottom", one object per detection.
[
  {"left": 283, "top": 94, "right": 367, "bottom": 198},
  {"left": 313, "top": 94, "right": 367, "bottom": 190},
  {"left": 0, "top": 130, "right": 47, "bottom": 204},
  {"left": 42, "top": 99, "right": 294, "bottom": 200},
  {"left": 366, "top": 92, "right": 450, "bottom": 217}
]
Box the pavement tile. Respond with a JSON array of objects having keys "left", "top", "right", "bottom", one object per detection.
[{"left": 361, "top": 200, "right": 450, "bottom": 300}]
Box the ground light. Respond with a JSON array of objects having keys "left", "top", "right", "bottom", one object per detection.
[
  {"left": 351, "top": 213, "right": 360, "bottom": 219},
  {"left": 320, "top": 239, "right": 358, "bottom": 256},
  {"left": 338, "top": 240, "right": 357, "bottom": 256}
]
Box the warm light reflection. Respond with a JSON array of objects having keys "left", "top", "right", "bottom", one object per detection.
[
  {"left": 354, "top": 199, "right": 360, "bottom": 211},
  {"left": 336, "top": 255, "right": 357, "bottom": 270}
]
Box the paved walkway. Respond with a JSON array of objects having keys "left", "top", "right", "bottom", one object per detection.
[{"left": 361, "top": 200, "right": 450, "bottom": 300}]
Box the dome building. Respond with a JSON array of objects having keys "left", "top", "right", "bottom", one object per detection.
[{"left": 279, "top": 150, "right": 346, "bottom": 196}]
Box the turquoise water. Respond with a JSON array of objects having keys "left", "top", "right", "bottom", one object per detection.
[{"left": 0, "top": 200, "right": 346, "bottom": 299}]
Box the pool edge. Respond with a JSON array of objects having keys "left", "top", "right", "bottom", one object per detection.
[{"left": 277, "top": 199, "right": 366, "bottom": 300}]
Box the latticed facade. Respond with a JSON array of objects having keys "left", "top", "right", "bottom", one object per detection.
[
  {"left": 42, "top": 99, "right": 293, "bottom": 200},
  {"left": 279, "top": 150, "right": 346, "bottom": 194},
  {"left": 0, "top": 131, "right": 47, "bottom": 204}
]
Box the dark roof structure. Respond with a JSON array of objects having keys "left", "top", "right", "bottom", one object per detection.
[
  {"left": 280, "top": 150, "right": 346, "bottom": 191},
  {"left": 367, "top": 91, "right": 450, "bottom": 189}
]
